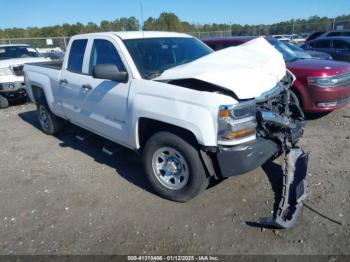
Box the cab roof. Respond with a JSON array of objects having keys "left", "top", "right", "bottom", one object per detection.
[{"left": 75, "top": 31, "right": 193, "bottom": 40}]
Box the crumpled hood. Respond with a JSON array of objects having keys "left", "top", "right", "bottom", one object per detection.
[
  {"left": 0, "top": 57, "right": 50, "bottom": 68},
  {"left": 155, "top": 37, "right": 287, "bottom": 99}
]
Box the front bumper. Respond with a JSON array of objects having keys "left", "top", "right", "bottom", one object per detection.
[
  {"left": 303, "top": 84, "right": 350, "bottom": 112},
  {"left": 216, "top": 137, "right": 279, "bottom": 177},
  {"left": 0, "top": 81, "right": 27, "bottom": 101}
]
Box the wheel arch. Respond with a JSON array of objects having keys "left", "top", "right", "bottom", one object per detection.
[{"left": 137, "top": 117, "right": 200, "bottom": 151}]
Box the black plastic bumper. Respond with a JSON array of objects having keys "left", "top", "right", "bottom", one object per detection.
[
  {"left": 216, "top": 137, "right": 280, "bottom": 177},
  {"left": 0, "top": 88, "right": 27, "bottom": 101}
]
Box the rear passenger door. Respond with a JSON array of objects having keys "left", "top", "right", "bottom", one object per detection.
[
  {"left": 313, "top": 39, "right": 333, "bottom": 55},
  {"left": 332, "top": 40, "right": 350, "bottom": 62},
  {"left": 59, "top": 38, "right": 89, "bottom": 123}
]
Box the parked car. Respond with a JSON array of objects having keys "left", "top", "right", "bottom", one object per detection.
[
  {"left": 285, "top": 42, "right": 332, "bottom": 60},
  {"left": 42, "top": 51, "right": 64, "bottom": 60},
  {"left": 0, "top": 44, "right": 49, "bottom": 108},
  {"left": 272, "top": 34, "right": 291, "bottom": 43},
  {"left": 305, "top": 31, "right": 325, "bottom": 42},
  {"left": 290, "top": 34, "right": 306, "bottom": 44},
  {"left": 204, "top": 37, "right": 350, "bottom": 113},
  {"left": 301, "top": 36, "right": 350, "bottom": 62},
  {"left": 24, "top": 32, "right": 308, "bottom": 223}
]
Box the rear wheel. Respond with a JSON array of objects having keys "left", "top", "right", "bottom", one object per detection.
[
  {"left": 0, "top": 95, "right": 9, "bottom": 109},
  {"left": 37, "top": 98, "right": 64, "bottom": 135},
  {"left": 142, "top": 131, "right": 209, "bottom": 202}
]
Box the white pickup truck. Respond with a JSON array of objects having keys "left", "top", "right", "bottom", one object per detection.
[
  {"left": 0, "top": 44, "right": 49, "bottom": 108},
  {"left": 24, "top": 31, "right": 309, "bottom": 227}
]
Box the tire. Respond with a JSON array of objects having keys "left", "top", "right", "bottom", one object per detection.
[
  {"left": 0, "top": 94, "right": 9, "bottom": 109},
  {"left": 142, "top": 131, "right": 209, "bottom": 202},
  {"left": 37, "top": 97, "right": 64, "bottom": 135},
  {"left": 289, "top": 89, "right": 301, "bottom": 108}
]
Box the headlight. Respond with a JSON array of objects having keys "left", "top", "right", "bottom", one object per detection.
[
  {"left": 218, "top": 101, "right": 257, "bottom": 145},
  {"left": 0, "top": 67, "right": 13, "bottom": 76},
  {"left": 308, "top": 74, "right": 350, "bottom": 87}
]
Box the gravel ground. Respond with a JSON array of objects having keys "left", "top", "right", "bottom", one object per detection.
[{"left": 0, "top": 102, "right": 349, "bottom": 255}]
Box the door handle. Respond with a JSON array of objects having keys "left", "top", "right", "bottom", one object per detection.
[
  {"left": 82, "top": 84, "right": 92, "bottom": 91},
  {"left": 60, "top": 79, "right": 68, "bottom": 85}
]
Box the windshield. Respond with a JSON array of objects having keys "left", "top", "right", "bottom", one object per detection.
[
  {"left": 123, "top": 37, "right": 213, "bottom": 79},
  {"left": 0, "top": 46, "right": 40, "bottom": 60},
  {"left": 267, "top": 38, "right": 298, "bottom": 62}
]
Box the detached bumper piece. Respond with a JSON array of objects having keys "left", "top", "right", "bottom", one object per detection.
[{"left": 260, "top": 147, "right": 309, "bottom": 229}]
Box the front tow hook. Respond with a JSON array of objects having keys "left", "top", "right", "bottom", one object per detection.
[{"left": 260, "top": 147, "right": 309, "bottom": 229}]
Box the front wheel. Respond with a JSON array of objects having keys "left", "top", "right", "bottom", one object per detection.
[
  {"left": 0, "top": 95, "right": 9, "bottom": 109},
  {"left": 142, "top": 132, "right": 209, "bottom": 202}
]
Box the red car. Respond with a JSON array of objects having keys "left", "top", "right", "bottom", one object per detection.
[{"left": 204, "top": 37, "right": 350, "bottom": 113}]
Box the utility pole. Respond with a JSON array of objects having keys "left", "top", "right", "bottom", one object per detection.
[
  {"left": 140, "top": 2, "right": 144, "bottom": 32},
  {"left": 332, "top": 18, "right": 336, "bottom": 30},
  {"left": 230, "top": 21, "right": 232, "bottom": 36}
]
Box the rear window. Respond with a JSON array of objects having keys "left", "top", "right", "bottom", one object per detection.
[
  {"left": 67, "top": 39, "right": 88, "bottom": 73},
  {"left": 314, "top": 40, "right": 331, "bottom": 48}
]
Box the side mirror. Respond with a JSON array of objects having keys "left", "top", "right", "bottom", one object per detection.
[{"left": 92, "top": 64, "right": 128, "bottom": 83}]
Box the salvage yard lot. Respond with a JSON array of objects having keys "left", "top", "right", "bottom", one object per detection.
[{"left": 0, "top": 102, "right": 349, "bottom": 255}]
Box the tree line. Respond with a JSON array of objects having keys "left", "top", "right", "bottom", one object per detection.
[{"left": 1, "top": 12, "right": 349, "bottom": 39}]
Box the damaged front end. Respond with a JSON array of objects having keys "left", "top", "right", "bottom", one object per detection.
[
  {"left": 212, "top": 71, "right": 309, "bottom": 229},
  {"left": 256, "top": 73, "right": 309, "bottom": 229}
]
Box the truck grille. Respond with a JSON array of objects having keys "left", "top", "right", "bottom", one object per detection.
[{"left": 11, "top": 65, "right": 24, "bottom": 76}]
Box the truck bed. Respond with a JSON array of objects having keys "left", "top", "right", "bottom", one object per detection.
[{"left": 26, "top": 60, "right": 63, "bottom": 70}]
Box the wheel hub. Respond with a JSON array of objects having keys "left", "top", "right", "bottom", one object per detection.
[
  {"left": 151, "top": 147, "right": 189, "bottom": 190},
  {"left": 166, "top": 157, "right": 181, "bottom": 174}
]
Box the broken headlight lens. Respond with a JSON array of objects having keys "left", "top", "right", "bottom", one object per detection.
[{"left": 218, "top": 101, "right": 257, "bottom": 145}]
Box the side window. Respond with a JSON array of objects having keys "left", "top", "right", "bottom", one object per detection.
[
  {"left": 89, "top": 39, "right": 126, "bottom": 75},
  {"left": 333, "top": 40, "right": 349, "bottom": 49},
  {"left": 67, "top": 39, "right": 88, "bottom": 73},
  {"left": 314, "top": 40, "right": 331, "bottom": 48}
]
